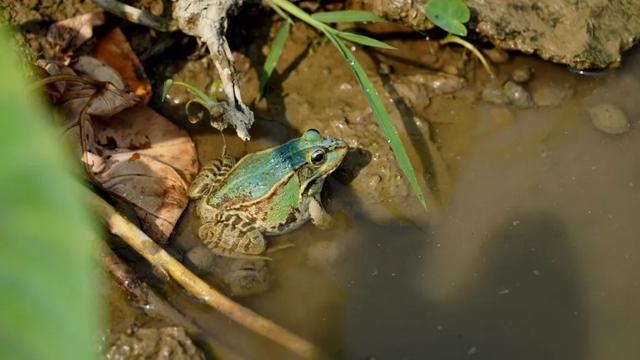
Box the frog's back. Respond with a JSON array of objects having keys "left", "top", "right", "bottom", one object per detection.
[{"left": 208, "top": 146, "right": 298, "bottom": 208}]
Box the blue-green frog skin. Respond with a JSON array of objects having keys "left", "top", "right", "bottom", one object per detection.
[{"left": 188, "top": 129, "right": 348, "bottom": 259}]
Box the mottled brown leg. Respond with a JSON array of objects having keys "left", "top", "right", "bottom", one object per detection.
[
  {"left": 198, "top": 214, "right": 268, "bottom": 259},
  {"left": 187, "top": 155, "right": 236, "bottom": 199}
]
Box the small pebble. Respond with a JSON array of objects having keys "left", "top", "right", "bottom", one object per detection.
[
  {"left": 511, "top": 66, "right": 532, "bottom": 83},
  {"left": 588, "top": 103, "right": 630, "bottom": 134},
  {"left": 442, "top": 64, "right": 459, "bottom": 75},
  {"left": 483, "top": 48, "right": 510, "bottom": 64},
  {"left": 481, "top": 84, "right": 509, "bottom": 105},
  {"left": 503, "top": 81, "right": 533, "bottom": 108},
  {"left": 378, "top": 62, "right": 393, "bottom": 75}
]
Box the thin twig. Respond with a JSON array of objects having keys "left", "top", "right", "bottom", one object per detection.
[{"left": 86, "top": 190, "right": 321, "bottom": 359}]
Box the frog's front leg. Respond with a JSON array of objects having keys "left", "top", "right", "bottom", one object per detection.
[
  {"left": 308, "top": 196, "right": 333, "bottom": 230},
  {"left": 198, "top": 213, "right": 268, "bottom": 259}
]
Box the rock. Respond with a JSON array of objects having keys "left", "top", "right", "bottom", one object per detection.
[
  {"left": 378, "top": 62, "right": 393, "bottom": 75},
  {"left": 482, "top": 84, "right": 509, "bottom": 105},
  {"left": 503, "top": 81, "right": 533, "bottom": 108},
  {"left": 512, "top": 66, "right": 532, "bottom": 83},
  {"left": 483, "top": 48, "right": 511, "bottom": 64},
  {"left": 368, "top": 0, "right": 433, "bottom": 31},
  {"left": 363, "top": 0, "right": 640, "bottom": 69},
  {"left": 482, "top": 81, "right": 533, "bottom": 108},
  {"left": 106, "top": 327, "right": 204, "bottom": 360},
  {"left": 468, "top": 0, "right": 640, "bottom": 69},
  {"left": 588, "top": 103, "right": 630, "bottom": 135}
]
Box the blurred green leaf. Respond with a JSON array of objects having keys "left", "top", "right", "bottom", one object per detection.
[
  {"left": 424, "top": 0, "right": 470, "bottom": 36},
  {"left": 311, "top": 10, "right": 385, "bottom": 23},
  {"left": 337, "top": 31, "right": 396, "bottom": 49},
  {"left": 322, "top": 30, "right": 427, "bottom": 208},
  {"left": 0, "top": 27, "right": 100, "bottom": 360},
  {"left": 260, "top": 21, "right": 291, "bottom": 96}
]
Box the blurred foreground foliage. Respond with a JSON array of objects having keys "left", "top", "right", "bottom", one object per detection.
[{"left": 0, "top": 26, "right": 100, "bottom": 360}]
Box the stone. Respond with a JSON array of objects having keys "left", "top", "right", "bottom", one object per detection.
[{"left": 588, "top": 103, "right": 630, "bottom": 135}]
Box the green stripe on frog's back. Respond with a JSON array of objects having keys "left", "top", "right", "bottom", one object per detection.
[
  {"left": 264, "top": 173, "right": 301, "bottom": 226},
  {"left": 225, "top": 171, "right": 302, "bottom": 229},
  {"left": 208, "top": 137, "right": 310, "bottom": 208}
]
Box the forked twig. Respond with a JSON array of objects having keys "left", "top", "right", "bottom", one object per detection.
[{"left": 86, "top": 190, "right": 321, "bottom": 359}]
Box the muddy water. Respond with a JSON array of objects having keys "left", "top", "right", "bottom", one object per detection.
[{"left": 155, "top": 24, "right": 640, "bottom": 359}]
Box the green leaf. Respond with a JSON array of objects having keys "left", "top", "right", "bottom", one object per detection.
[
  {"left": 260, "top": 21, "right": 291, "bottom": 96},
  {"left": 311, "top": 10, "right": 385, "bottom": 23},
  {"left": 322, "top": 30, "right": 427, "bottom": 208},
  {"left": 424, "top": 0, "right": 470, "bottom": 36},
  {"left": 161, "top": 78, "right": 174, "bottom": 101},
  {"left": 0, "top": 27, "right": 100, "bottom": 360},
  {"left": 337, "top": 31, "right": 396, "bottom": 49}
]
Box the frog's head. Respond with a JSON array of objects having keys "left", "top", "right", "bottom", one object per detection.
[{"left": 287, "top": 129, "right": 347, "bottom": 194}]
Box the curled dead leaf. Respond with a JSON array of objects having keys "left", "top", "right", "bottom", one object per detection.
[
  {"left": 72, "top": 56, "right": 125, "bottom": 90},
  {"left": 86, "top": 106, "right": 198, "bottom": 243},
  {"left": 91, "top": 27, "right": 152, "bottom": 103}
]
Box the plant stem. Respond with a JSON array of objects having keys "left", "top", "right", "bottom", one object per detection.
[{"left": 440, "top": 34, "right": 495, "bottom": 78}]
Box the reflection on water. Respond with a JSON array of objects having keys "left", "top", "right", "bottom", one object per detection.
[{"left": 167, "top": 47, "right": 640, "bottom": 359}]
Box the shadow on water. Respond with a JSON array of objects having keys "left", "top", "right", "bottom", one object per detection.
[{"left": 341, "top": 213, "right": 587, "bottom": 360}]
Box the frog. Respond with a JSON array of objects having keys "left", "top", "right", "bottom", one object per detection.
[{"left": 187, "top": 129, "right": 348, "bottom": 260}]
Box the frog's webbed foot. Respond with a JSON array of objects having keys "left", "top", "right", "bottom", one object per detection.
[
  {"left": 188, "top": 155, "right": 236, "bottom": 199},
  {"left": 309, "top": 197, "right": 334, "bottom": 230},
  {"left": 198, "top": 214, "right": 269, "bottom": 260}
]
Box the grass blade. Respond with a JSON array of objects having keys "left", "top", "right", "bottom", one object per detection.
[
  {"left": 311, "top": 10, "right": 385, "bottom": 23},
  {"left": 337, "top": 31, "right": 396, "bottom": 49},
  {"left": 323, "top": 30, "right": 427, "bottom": 208},
  {"left": 161, "top": 78, "right": 173, "bottom": 101},
  {"left": 260, "top": 22, "right": 291, "bottom": 96}
]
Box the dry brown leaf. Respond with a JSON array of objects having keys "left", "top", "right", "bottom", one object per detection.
[
  {"left": 47, "top": 11, "right": 105, "bottom": 53},
  {"left": 86, "top": 106, "right": 198, "bottom": 243},
  {"left": 91, "top": 27, "right": 152, "bottom": 103},
  {"left": 72, "top": 55, "right": 125, "bottom": 90},
  {"left": 39, "top": 59, "right": 139, "bottom": 119},
  {"left": 39, "top": 54, "right": 196, "bottom": 244}
]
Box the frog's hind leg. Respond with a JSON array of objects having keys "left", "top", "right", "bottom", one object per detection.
[
  {"left": 188, "top": 155, "right": 236, "bottom": 199},
  {"left": 198, "top": 214, "right": 268, "bottom": 260}
]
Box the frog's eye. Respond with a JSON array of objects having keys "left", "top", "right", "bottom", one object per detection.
[
  {"left": 310, "top": 148, "right": 326, "bottom": 165},
  {"left": 303, "top": 129, "right": 321, "bottom": 141}
]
